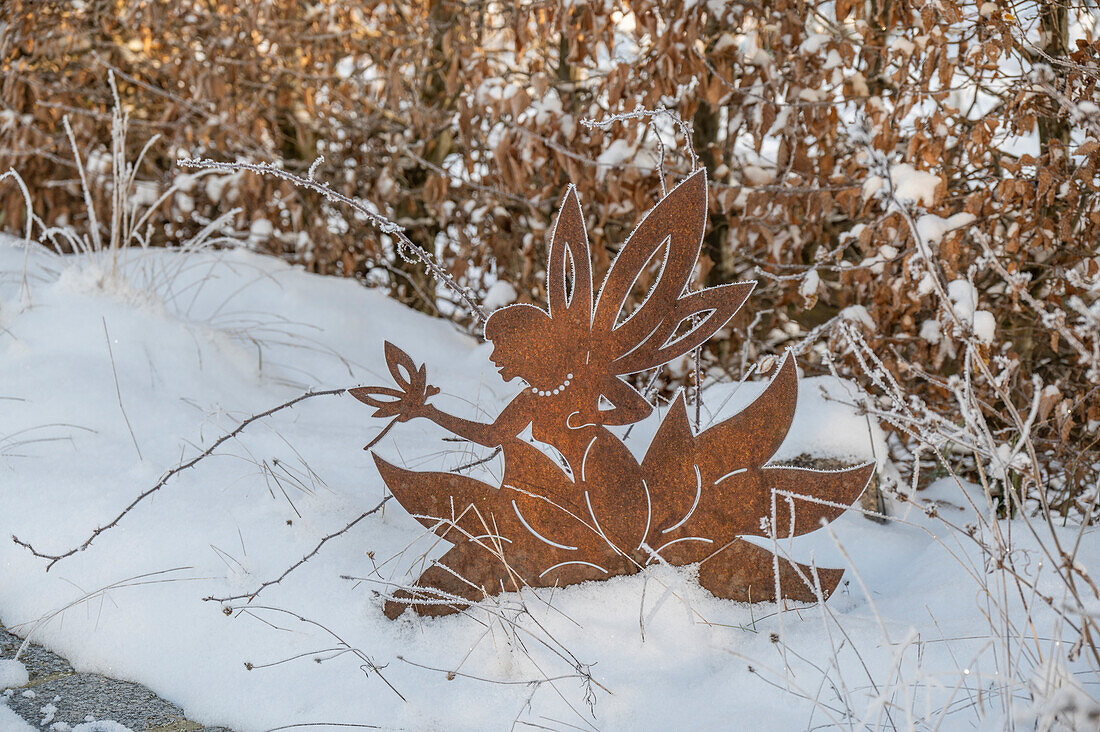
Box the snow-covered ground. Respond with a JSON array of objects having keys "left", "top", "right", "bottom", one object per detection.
[
  {"left": 0, "top": 236, "right": 1096, "bottom": 730},
  {"left": 0, "top": 700, "right": 34, "bottom": 731}
]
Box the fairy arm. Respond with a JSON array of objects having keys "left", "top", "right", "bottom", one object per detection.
[
  {"left": 418, "top": 395, "right": 532, "bottom": 448},
  {"left": 353, "top": 343, "right": 530, "bottom": 446}
]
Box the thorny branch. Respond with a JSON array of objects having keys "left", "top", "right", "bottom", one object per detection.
[
  {"left": 12, "top": 388, "right": 348, "bottom": 569},
  {"left": 177, "top": 158, "right": 490, "bottom": 324},
  {"left": 204, "top": 495, "right": 392, "bottom": 605},
  {"left": 452, "top": 445, "right": 502, "bottom": 473}
]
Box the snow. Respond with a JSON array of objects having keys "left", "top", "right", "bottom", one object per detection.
[
  {"left": 920, "top": 318, "right": 942, "bottom": 344},
  {"left": 798, "top": 268, "right": 819, "bottom": 302},
  {"left": 335, "top": 55, "right": 355, "bottom": 80},
  {"left": 741, "top": 164, "right": 775, "bottom": 185},
  {"left": 839, "top": 304, "right": 876, "bottom": 331},
  {"left": 979, "top": 1, "right": 999, "bottom": 17},
  {"left": 596, "top": 139, "right": 636, "bottom": 168},
  {"left": 861, "top": 174, "right": 884, "bottom": 201},
  {"left": 947, "top": 277, "right": 995, "bottom": 339},
  {"left": 526, "top": 90, "right": 574, "bottom": 138},
  {"left": 0, "top": 660, "right": 28, "bottom": 689},
  {"left": 712, "top": 32, "right": 737, "bottom": 54},
  {"left": 799, "top": 33, "right": 829, "bottom": 54},
  {"left": 203, "top": 174, "right": 231, "bottom": 204},
  {"left": 916, "top": 212, "right": 975, "bottom": 244},
  {"left": 890, "top": 37, "right": 916, "bottom": 55},
  {"left": 889, "top": 163, "right": 941, "bottom": 207},
  {"left": 797, "top": 87, "right": 823, "bottom": 103},
  {"left": 972, "top": 309, "right": 996, "bottom": 343},
  {"left": 481, "top": 280, "right": 517, "bottom": 311},
  {"left": 1027, "top": 659, "right": 1100, "bottom": 729},
  {"left": 247, "top": 218, "right": 273, "bottom": 245},
  {"left": 0, "top": 236, "right": 1096, "bottom": 730},
  {"left": 0, "top": 698, "right": 35, "bottom": 731},
  {"left": 948, "top": 277, "right": 978, "bottom": 319}
]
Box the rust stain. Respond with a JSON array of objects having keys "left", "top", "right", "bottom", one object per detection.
[{"left": 351, "top": 170, "right": 872, "bottom": 618}]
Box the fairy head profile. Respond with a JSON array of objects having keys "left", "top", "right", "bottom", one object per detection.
[{"left": 484, "top": 304, "right": 581, "bottom": 392}]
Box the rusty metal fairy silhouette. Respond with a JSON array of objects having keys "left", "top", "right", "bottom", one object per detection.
[{"left": 352, "top": 170, "right": 873, "bottom": 618}]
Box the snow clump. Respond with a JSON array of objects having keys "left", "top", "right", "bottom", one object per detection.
[
  {"left": 0, "top": 660, "right": 28, "bottom": 690},
  {"left": 948, "top": 278, "right": 996, "bottom": 342},
  {"left": 482, "top": 280, "right": 518, "bottom": 310},
  {"left": 916, "top": 212, "right": 975, "bottom": 244}
]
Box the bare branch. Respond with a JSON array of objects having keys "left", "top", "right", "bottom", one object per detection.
[{"left": 13, "top": 388, "right": 348, "bottom": 569}]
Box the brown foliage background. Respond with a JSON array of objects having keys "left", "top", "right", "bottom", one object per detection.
[{"left": 3, "top": 0, "right": 1100, "bottom": 509}]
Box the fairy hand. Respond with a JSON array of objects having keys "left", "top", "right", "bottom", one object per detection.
[{"left": 350, "top": 342, "right": 440, "bottom": 423}]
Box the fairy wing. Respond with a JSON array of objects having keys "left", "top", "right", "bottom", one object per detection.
[
  {"left": 546, "top": 185, "right": 594, "bottom": 332},
  {"left": 590, "top": 169, "right": 755, "bottom": 376}
]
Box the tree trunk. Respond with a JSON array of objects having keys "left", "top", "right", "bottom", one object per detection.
[{"left": 1038, "top": 2, "right": 1071, "bottom": 161}]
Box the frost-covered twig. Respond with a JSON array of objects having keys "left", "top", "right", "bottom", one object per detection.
[
  {"left": 102, "top": 316, "right": 142, "bottom": 461},
  {"left": 8, "top": 566, "right": 198, "bottom": 662},
  {"left": 973, "top": 229, "right": 1095, "bottom": 373},
  {"left": 177, "top": 158, "right": 489, "bottom": 324},
  {"left": 233, "top": 604, "right": 406, "bottom": 702},
  {"left": 581, "top": 105, "right": 700, "bottom": 174}
]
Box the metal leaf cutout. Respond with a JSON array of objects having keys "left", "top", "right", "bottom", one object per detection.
[
  {"left": 349, "top": 342, "right": 440, "bottom": 422},
  {"left": 354, "top": 171, "right": 871, "bottom": 618}
]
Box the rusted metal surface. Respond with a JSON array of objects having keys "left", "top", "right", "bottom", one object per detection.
[{"left": 351, "top": 170, "right": 872, "bottom": 618}]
